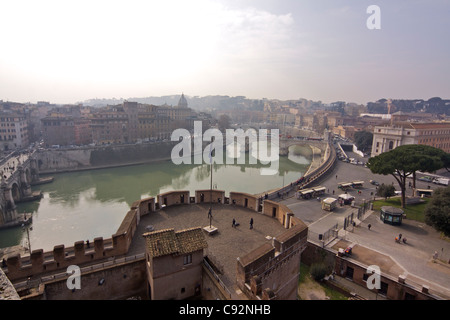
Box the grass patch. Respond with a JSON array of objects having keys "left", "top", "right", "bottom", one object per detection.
[
  {"left": 298, "top": 263, "right": 348, "bottom": 300},
  {"left": 372, "top": 197, "right": 430, "bottom": 222}
]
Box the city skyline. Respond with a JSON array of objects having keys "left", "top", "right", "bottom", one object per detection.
[{"left": 1, "top": 0, "right": 449, "bottom": 105}]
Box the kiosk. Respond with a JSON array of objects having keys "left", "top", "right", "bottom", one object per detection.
[{"left": 380, "top": 206, "right": 404, "bottom": 225}]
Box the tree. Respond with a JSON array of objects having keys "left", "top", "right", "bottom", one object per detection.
[
  {"left": 367, "top": 145, "right": 446, "bottom": 208},
  {"left": 442, "top": 152, "right": 450, "bottom": 173},
  {"left": 424, "top": 186, "right": 450, "bottom": 237},
  {"left": 354, "top": 131, "right": 373, "bottom": 153},
  {"left": 310, "top": 263, "right": 328, "bottom": 281},
  {"left": 376, "top": 183, "right": 396, "bottom": 200}
]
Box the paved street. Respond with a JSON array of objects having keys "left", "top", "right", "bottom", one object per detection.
[{"left": 279, "top": 150, "right": 450, "bottom": 298}]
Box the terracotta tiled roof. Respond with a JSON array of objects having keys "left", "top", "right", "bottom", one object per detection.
[{"left": 143, "top": 227, "right": 208, "bottom": 258}]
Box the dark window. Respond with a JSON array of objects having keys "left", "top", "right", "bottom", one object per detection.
[
  {"left": 404, "top": 292, "right": 415, "bottom": 300},
  {"left": 346, "top": 267, "right": 354, "bottom": 280},
  {"left": 389, "top": 141, "right": 394, "bottom": 150},
  {"left": 378, "top": 281, "right": 388, "bottom": 295},
  {"left": 183, "top": 254, "right": 192, "bottom": 265}
]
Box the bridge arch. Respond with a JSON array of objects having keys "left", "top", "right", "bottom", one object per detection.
[
  {"left": 24, "top": 167, "right": 32, "bottom": 185},
  {"left": 11, "top": 182, "right": 21, "bottom": 202}
]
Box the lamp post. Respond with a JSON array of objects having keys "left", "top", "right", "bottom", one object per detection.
[
  {"left": 22, "top": 223, "right": 31, "bottom": 253},
  {"left": 209, "top": 143, "right": 213, "bottom": 228}
]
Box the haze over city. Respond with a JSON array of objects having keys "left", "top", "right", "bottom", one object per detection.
[{"left": 1, "top": 0, "right": 449, "bottom": 105}]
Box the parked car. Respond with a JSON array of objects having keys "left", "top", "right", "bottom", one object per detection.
[
  {"left": 370, "top": 180, "right": 380, "bottom": 186},
  {"left": 418, "top": 176, "right": 433, "bottom": 182}
]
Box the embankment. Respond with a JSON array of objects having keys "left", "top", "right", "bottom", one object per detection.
[{"left": 36, "top": 142, "right": 178, "bottom": 173}]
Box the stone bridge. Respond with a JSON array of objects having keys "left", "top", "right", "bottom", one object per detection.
[
  {"left": 0, "top": 151, "right": 43, "bottom": 227},
  {"left": 277, "top": 138, "right": 327, "bottom": 156},
  {"left": 226, "top": 125, "right": 327, "bottom": 157}
]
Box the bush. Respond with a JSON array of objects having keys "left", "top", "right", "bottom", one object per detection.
[
  {"left": 310, "top": 263, "right": 328, "bottom": 281},
  {"left": 376, "top": 183, "right": 396, "bottom": 199}
]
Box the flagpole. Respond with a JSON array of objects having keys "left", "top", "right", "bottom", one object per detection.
[{"left": 209, "top": 143, "right": 213, "bottom": 228}]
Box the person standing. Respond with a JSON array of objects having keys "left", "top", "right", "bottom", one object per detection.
[
  {"left": 250, "top": 218, "right": 254, "bottom": 230},
  {"left": 232, "top": 218, "right": 236, "bottom": 228}
]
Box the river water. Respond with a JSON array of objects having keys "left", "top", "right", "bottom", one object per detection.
[{"left": 0, "top": 145, "right": 312, "bottom": 252}]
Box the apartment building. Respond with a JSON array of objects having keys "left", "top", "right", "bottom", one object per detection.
[
  {"left": 0, "top": 112, "right": 29, "bottom": 151},
  {"left": 41, "top": 116, "right": 75, "bottom": 147}
]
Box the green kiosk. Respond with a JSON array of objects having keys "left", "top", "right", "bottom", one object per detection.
[{"left": 380, "top": 206, "right": 404, "bottom": 225}]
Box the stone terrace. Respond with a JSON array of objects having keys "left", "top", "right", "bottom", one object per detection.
[{"left": 127, "top": 202, "right": 288, "bottom": 291}]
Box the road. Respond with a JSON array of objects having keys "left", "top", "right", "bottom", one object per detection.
[{"left": 279, "top": 147, "right": 450, "bottom": 298}]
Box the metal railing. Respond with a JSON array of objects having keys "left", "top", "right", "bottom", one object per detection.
[{"left": 202, "top": 258, "right": 232, "bottom": 299}]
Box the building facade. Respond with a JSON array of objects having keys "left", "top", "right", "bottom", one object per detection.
[
  {"left": 371, "top": 122, "right": 450, "bottom": 157},
  {"left": 0, "top": 112, "right": 29, "bottom": 151},
  {"left": 41, "top": 116, "right": 75, "bottom": 147}
]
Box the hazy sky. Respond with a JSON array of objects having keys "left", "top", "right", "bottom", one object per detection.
[{"left": 1, "top": 0, "right": 449, "bottom": 105}]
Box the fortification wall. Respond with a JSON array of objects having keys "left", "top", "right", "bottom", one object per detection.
[
  {"left": 262, "top": 200, "right": 295, "bottom": 228},
  {"left": 4, "top": 189, "right": 290, "bottom": 281},
  {"left": 5, "top": 186, "right": 308, "bottom": 300},
  {"left": 229, "top": 192, "right": 260, "bottom": 211},
  {"left": 20, "top": 258, "right": 146, "bottom": 300},
  {"left": 6, "top": 208, "right": 139, "bottom": 281}
]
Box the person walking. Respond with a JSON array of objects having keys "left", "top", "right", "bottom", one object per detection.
[
  {"left": 250, "top": 218, "right": 253, "bottom": 230},
  {"left": 232, "top": 218, "right": 236, "bottom": 228},
  {"left": 368, "top": 223, "right": 371, "bottom": 230}
]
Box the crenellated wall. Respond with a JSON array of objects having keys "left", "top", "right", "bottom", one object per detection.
[
  {"left": 5, "top": 207, "right": 140, "bottom": 281},
  {"left": 6, "top": 190, "right": 307, "bottom": 299},
  {"left": 195, "top": 190, "right": 225, "bottom": 204},
  {"left": 4, "top": 189, "right": 298, "bottom": 282},
  {"left": 228, "top": 192, "right": 260, "bottom": 211},
  {"left": 262, "top": 200, "right": 296, "bottom": 228},
  {"left": 157, "top": 190, "right": 190, "bottom": 207}
]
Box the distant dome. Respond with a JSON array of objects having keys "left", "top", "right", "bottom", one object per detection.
[{"left": 177, "top": 93, "right": 188, "bottom": 108}]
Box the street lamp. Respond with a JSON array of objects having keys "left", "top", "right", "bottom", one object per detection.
[{"left": 22, "top": 223, "right": 32, "bottom": 253}]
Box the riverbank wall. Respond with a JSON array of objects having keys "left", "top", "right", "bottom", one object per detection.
[{"left": 36, "top": 142, "right": 178, "bottom": 174}]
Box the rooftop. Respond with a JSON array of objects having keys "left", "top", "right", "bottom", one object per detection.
[
  {"left": 127, "top": 203, "right": 288, "bottom": 291},
  {"left": 143, "top": 227, "right": 208, "bottom": 258}
]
